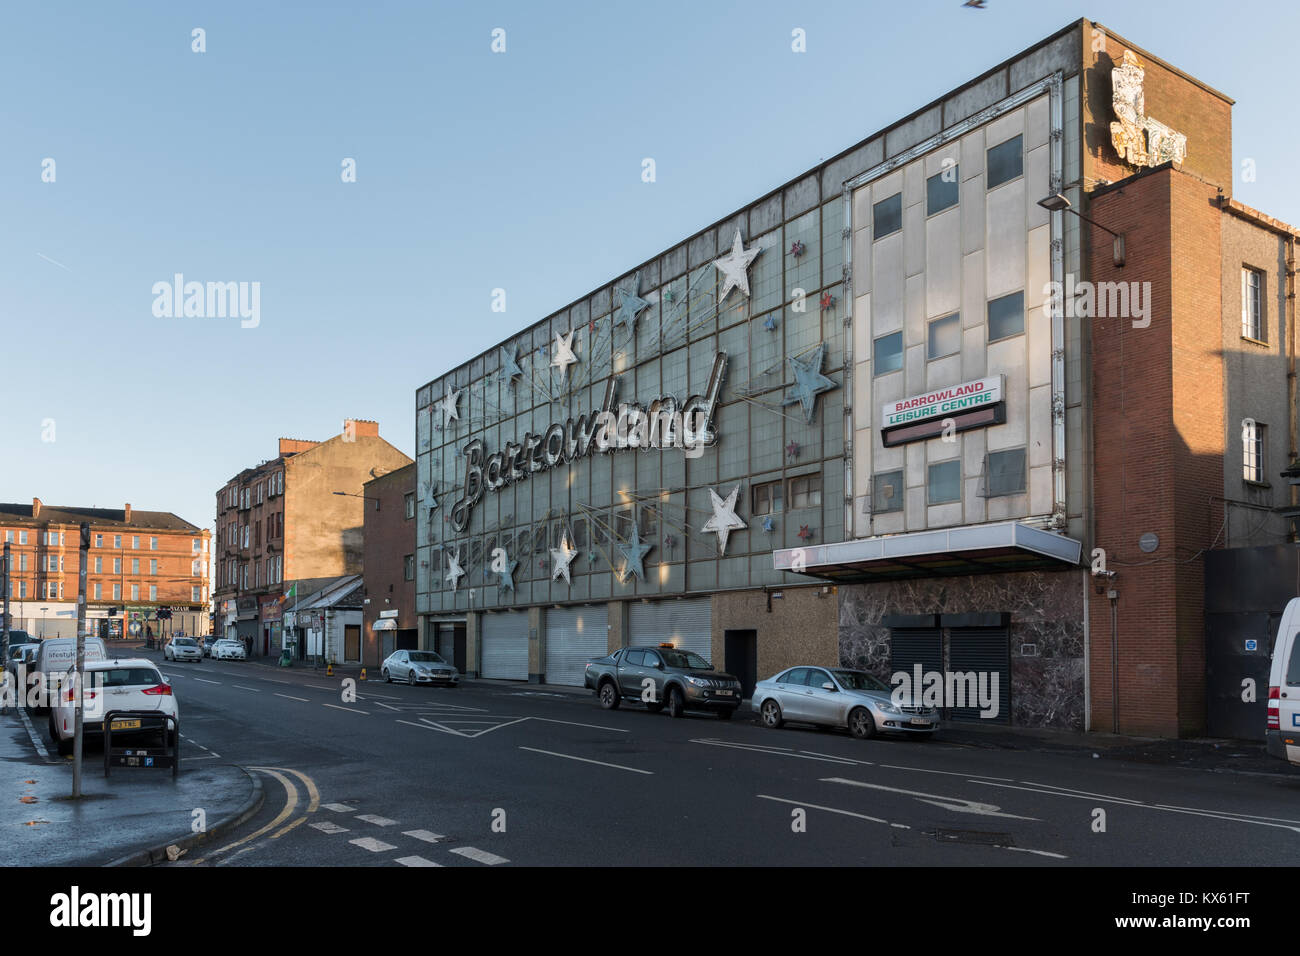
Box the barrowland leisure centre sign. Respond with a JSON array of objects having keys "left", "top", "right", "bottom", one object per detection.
[
  {"left": 880, "top": 375, "right": 1005, "bottom": 447},
  {"left": 449, "top": 351, "right": 728, "bottom": 532}
]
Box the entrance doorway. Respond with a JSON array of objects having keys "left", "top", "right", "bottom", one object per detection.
[
  {"left": 344, "top": 624, "right": 361, "bottom": 663},
  {"left": 724, "top": 629, "right": 758, "bottom": 700}
]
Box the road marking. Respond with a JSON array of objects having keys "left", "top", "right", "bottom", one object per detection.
[
  {"left": 322, "top": 703, "right": 370, "bottom": 716},
  {"left": 356, "top": 814, "right": 397, "bottom": 827},
  {"left": 526, "top": 716, "right": 629, "bottom": 733},
  {"left": 311, "top": 821, "right": 349, "bottom": 834},
  {"left": 194, "top": 678, "right": 222, "bottom": 685},
  {"left": 450, "top": 846, "right": 509, "bottom": 865},
  {"left": 396, "top": 719, "right": 447, "bottom": 733},
  {"left": 879, "top": 763, "right": 1017, "bottom": 783},
  {"left": 271, "top": 816, "right": 309, "bottom": 839},
  {"left": 395, "top": 855, "right": 442, "bottom": 867},
  {"left": 518, "top": 746, "right": 652, "bottom": 775},
  {"left": 691, "top": 738, "right": 859, "bottom": 765},
  {"left": 197, "top": 768, "right": 298, "bottom": 861},
  {"left": 322, "top": 803, "right": 357, "bottom": 813},
  {"left": 374, "top": 701, "right": 402, "bottom": 712},
  {"left": 357, "top": 692, "right": 403, "bottom": 700},
  {"left": 403, "top": 829, "right": 446, "bottom": 843},
  {"left": 798, "top": 750, "right": 875, "bottom": 766},
  {"left": 278, "top": 768, "right": 321, "bottom": 813},
  {"left": 232, "top": 685, "right": 261, "bottom": 692},
  {"left": 821, "top": 777, "right": 1040, "bottom": 820},
  {"left": 349, "top": 837, "right": 397, "bottom": 852},
  {"left": 1002, "top": 845, "right": 1068, "bottom": 859},
  {"left": 275, "top": 693, "right": 309, "bottom": 702},
  {"left": 757, "top": 794, "right": 908, "bottom": 829}
]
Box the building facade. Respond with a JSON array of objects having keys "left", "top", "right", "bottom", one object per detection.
[
  {"left": 415, "top": 19, "right": 1298, "bottom": 736},
  {"left": 214, "top": 419, "right": 413, "bottom": 655},
  {"left": 361, "top": 462, "right": 419, "bottom": 668},
  {"left": 0, "top": 499, "right": 210, "bottom": 639}
]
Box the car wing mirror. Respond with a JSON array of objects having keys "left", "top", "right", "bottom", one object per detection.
[{"left": 822, "top": 682, "right": 836, "bottom": 691}]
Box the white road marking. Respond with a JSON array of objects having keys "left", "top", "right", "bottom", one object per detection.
[
  {"left": 357, "top": 692, "right": 403, "bottom": 700},
  {"left": 349, "top": 837, "right": 397, "bottom": 853},
  {"left": 518, "top": 746, "right": 652, "bottom": 775},
  {"left": 374, "top": 701, "right": 402, "bottom": 712},
  {"left": 403, "top": 829, "right": 446, "bottom": 844},
  {"left": 396, "top": 719, "right": 446, "bottom": 733},
  {"left": 450, "top": 846, "right": 509, "bottom": 865},
  {"left": 310, "top": 821, "right": 349, "bottom": 834},
  {"left": 526, "top": 716, "right": 629, "bottom": 733},
  {"left": 232, "top": 685, "right": 261, "bottom": 692},
  {"left": 275, "top": 693, "right": 309, "bottom": 702},
  {"left": 757, "top": 794, "right": 909, "bottom": 829},
  {"left": 322, "top": 703, "right": 369, "bottom": 716},
  {"left": 821, "top": 777, "right": 1039, "bottom": 820},
  {"left": 322, "top": 803, "right": 357, "bottom": 813},
  {"left": 798, "top": 750, "right": 874, "bottom": 766},
  {"left": 194, "top": 678, "right": 222, "bottom": 685},
  {"left": 181, "top": 753, "right": 219, "bottom": 760},
  {"left": 1002, "top": 845, "right": 1068, "bottom": 859},
  {"left": 356, "top": 814, "right": 397, "bottom": 827},
  {"left": 879, "top": 763, "right": 1017, "bottom": 782},
  {"left": 691, "top": 738, "right": 858, "bottom": 765},
  {"left": 395, "top": 855, "right": 442, "bottom": 867}
]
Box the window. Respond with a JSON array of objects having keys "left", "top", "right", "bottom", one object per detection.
[
  {"left": 18, "top": 554, "right": 27, "bottom": 572},
  {"left": 873, "top": 193, "right": 902, "bottom": 239},
  {"left": 94, "top": 557, "right": 102, "bottom": 573},
  {"left": 243, "top": 526, "right": 249, "bottom": 548},
  {"left": 192, "top": 559, "right": 201, "bottom": 576},
  {"left": 113, "top": 535, "right": 121, "bottom": 548},
  {"left": 149, "top": 585, "right": 157, "bottom": 602},
  {"left": 255, "top": 522, "right": 261, "bottom": 548},
  {"left": 17, "top": 581, "right": 26, "bottom": 599},
  {"left": 405, "top": 493, "right": 416, "bottom": 520},
  {"left": 192, "top": 537, "right": 200, "bottom": 552},
  {"left": 192, "top": 586, "right": 201, "bottom": 602},
  {"left": 927, "top": 313, "right": 961, "bottom": 360},
  {"left": 1244, "top": 420, "right": 1266, "bottom": 483},
  {"left": 93, "top": 583, "right": 101, "bottom": 600},
  {"left": 1242, "top": 268, "right": 1265, "bottom": 341},
  {"left": 986, "top": 448, "right": 1027, "bottom": 497},
  {"left": 874, "top": 331, "right": 904, "bottom": 375},
  {"left": 150, "top": 559, "right": 158, "bottom": 575},
  {"left": 132, "top": 536, "right": 139, "bottom": 549},
  {"left": 113, "top": 558, "right": 122, "bottom": 574},
  {"left": 926, "top": 166, "right": 959, "bottom": 215},
  {"left": 94, "top": 533, "right": 102, "bottom": 548},
  {"left": 873, "top": 470, "right": 904, "bottom": 513},
  {"left": 987, "top": 134, "right": 1023, "bottom": 188},
  {"left": 752, "top": 480, "right": 784, "bottom": 516},
  {"left": 112, "top": 583, "right": 121, "bottom": 600},
  {"left": 928, "top": 460, "right": 961, "bottom": 504},
  {"left": 404, "top": 554, "right": 415, "bottom": 581},
  {"left": 789, "top": 475, "right": 822, "bottom": 509},
  {"left": 2, "top": 531, "right": 9, "bottom": 543},
  {"left": 18, "top": 531, "right": 27, "bottom": 545},
  {"left": 988, "top": 291, "right": 1025, "bottom": 341},
  {"left": 131, "top": 558, "right": 140, "bottom": 575},
  {"left": 47, "top": 555, "right": 57, "bottom": 572},
  {"left": 150, "top": 536, "right": 158, "bottom": 550},
  {"left": 131, "top": 584, "right": 139, "bottom": 601}
]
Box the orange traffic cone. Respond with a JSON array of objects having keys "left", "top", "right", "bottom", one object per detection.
[
  {"left": 359, "top": 668, "right": 367, "bottom": 682},
  {"left": 326, "top": 663, "right": 334, "bottom": 677}
]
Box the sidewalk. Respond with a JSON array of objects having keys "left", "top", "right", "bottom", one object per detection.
[{"left": 0, "top": 708, "right": 262, "bottom": 867}]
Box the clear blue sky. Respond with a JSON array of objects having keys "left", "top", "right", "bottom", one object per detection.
[{"left": 2, "top": 0, "right": 1296, "bottom": 554}]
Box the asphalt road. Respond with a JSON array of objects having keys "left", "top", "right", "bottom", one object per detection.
[{"left": 42, "top": 651, "right": 1300, "bottom": 867}]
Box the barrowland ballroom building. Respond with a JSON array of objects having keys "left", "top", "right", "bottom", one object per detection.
[{"left": 418, "top": 19, "right": 1288, "bottom": 734}]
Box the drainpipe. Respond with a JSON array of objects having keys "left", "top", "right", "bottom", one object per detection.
[
  {"left": 1109, "top": 582, "right": 1119, "bottom": 734},
  {"left": 1287, "top": 233, "right": 1297, "bottom": 537}
]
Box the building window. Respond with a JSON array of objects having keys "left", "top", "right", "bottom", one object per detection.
[
  {"left": 405, "top": 493, "right": 416, "bottom": 520},
  {"left": 874, "top": 331, "right": 904, "bottom": 375},
  {"left": 789, "top": 475, "right": 822, "bottom": 510},
  {"left": 927, "top": 312, "right": 961, "bottom": 360},
  {"left": 752, "top": 480, "right": 784, "bottom": 516},
  {"left": 192, "top": 586, "right": 201, "bottom": 602},
  {"left": 3, "top": 531, "right": 10, "bottom": 543},
  {"left": 131, "top": 584, "right": 139, "bottom": 601},
  {"left": 94, "top": 556, "right": 102, "bottom": 573},
  {"left": 132, "top": 558, "right": 140, "bottom": 575},
  {"left": 94, "top": 533, "right": 102, "bottom": 548},
  {"left": 112, "top": 583, "right": 121, "bottom": 600},
  {"left": 149, "top": 585, "right": 157, "bottom": 601},
  {"left": 1244, "top": 420, "right": 1266, "bottom": 483},
  {"left": 47, "top": 555, "right": 57, "bottom": 572},
  {"left": 93, "top": 583, "right": 101, "bottom": 600},
  {"left": 926, "top": 166, "right": 959, "bottom": 215},
  {"left": 132, "top": 535, "right": 139, "bottom": 549},
  {"left": 988, "top": 291, "right": 1025, "bottom": 341},
  {"left": 192, "top": 559, "right": 201, "bottom": 576},
  {"left": 987, "top": 134, "right": 1023, "bottom": 189},
  {"left": 873, "top": 193, "right": 902, "bottom": 239},
  {"left": 150, "top": 559, "right": 158, "bottom": 575},
  {"left": 1242, "top": 268, "right": 1265, "bottom": 341},
  {"left": 150, "top": 536, "right": 158, "bottom": 550},
  {"left": 113, "top": 558, "right": 122, "bottom": 574},
  {"left": 113, "top": 534, "right": 121, "bottom": 548},
  {"left": 872, "top": 470, "right": 904, "bottom": 513},
  {"left": 192, "top": 537, "right": 200, "bottom": 552},
  {"left": 927, "top": 460, "right": 961, "bottom": 504},
  {"left": 404, "top": 554, "right": 415, "bottom": 581},
  {"left": 18, "top": 554, "right": 27, "bottom": 572},
  {"left": 17, "top": 581, "right": 26, "bottom": 599},
  {"left": 986, "top": 448, "right": 1027, "bottom": 497},
  {"left": 243, "top": 526, "right": 249, "bottom": 548}
]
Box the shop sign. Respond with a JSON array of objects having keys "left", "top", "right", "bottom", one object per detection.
[{"left": 881, "top": 377, "right": 1003, "bottom": 429}]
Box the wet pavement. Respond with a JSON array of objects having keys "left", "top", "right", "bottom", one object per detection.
[{"left": 0, "top": 706, "right": 260, "bottom": 866}]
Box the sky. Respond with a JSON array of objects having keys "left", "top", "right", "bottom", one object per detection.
[{"left": 2, "top": 0, "right": 1297, "bottom": 559}]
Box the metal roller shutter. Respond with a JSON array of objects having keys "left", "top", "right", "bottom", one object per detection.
[
  {"left": 480, "top": 611, "right": 529, "bottom": 680},
  {"left": 544, "top": 606, "right": 609, "bottom": 687},
  {"left": 888, "top": 628, "right": 942, "bottom": 705},
  {"left": 629, "top": 598, "right": 712, "bottom": 661},
  {"left": 948, "top": 627, "right": 1010, "bottom": 724}
]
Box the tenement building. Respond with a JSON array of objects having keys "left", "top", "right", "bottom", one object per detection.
[{"left": 415, "top": 19, "right": 1299, "bottom": 737}]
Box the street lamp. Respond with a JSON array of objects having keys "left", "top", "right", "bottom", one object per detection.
[{"left": 1037, "top": 192, "right": 1126, "bottom": 267}]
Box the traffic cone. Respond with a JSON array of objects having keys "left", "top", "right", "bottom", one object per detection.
[
  {"left": 359, "top": 668, "right": 367, "bottom": 681},
  {"left": 326, "top": 663, "right": 334, "bottom": 677}
]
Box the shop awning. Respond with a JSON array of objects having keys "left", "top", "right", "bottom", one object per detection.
[
  {"left": 772, "top": 521, "right": 1082, "bottom": 583},
  {"left": 372, "top": 619, "right": 397, "bottom": 631}
]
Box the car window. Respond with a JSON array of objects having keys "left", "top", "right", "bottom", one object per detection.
[
  {"left": 95, "top": 668, "right": 163, "bottom": 688},
  {"left": 809, "top": 669, "right": 833, "bottom": 688},
  {"left": 782, "top": 668, "right": 809, "bottom": 686},
  {"left": 409, "top": 652, "right": 444, "bottom": 663},
  {"left": 660, "top": 650, "right": 710, "bottom": 669},
  {"left": 624, "top": 650, "right": 645, "bottom": 666},
  {"left": 1286, "top": 633, "right": 1300, "bottom": 686}
]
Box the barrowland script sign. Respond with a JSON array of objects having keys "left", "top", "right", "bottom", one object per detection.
[
  {"left": 881, "top": 376, "right": 1003, "bottom": 429},
  {"left": 450, "top": 352, "right": 728, "bottom": 531}
]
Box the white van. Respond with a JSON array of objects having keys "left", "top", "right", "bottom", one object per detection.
[
  {"left": 1266, "top": 597, "right": 1300, "bottom": 765},
  {"left": 30, "top": 637, "right": 107, "bottom": 712}
]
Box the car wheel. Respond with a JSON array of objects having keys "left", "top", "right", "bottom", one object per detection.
[
  {"left": 760, "top": 699, "right": 784, "bottom": 729},
  {"left": 716, "top": 708, "right": 733, "bottom": 721},
  {"left": 598, "top": 681, "right": 620, "bottom": 710},
  {"left": 666, "top": 687, "right": 685, "bottom": 719},
  {"left": 848, "top": 707, "right": 875, "bottom": 740},
  {"left": 383, "top": 668, "right": 391, "bottom": 683},
  {"left": 408, "top": 671, "right": 418, "bottom": 686}
]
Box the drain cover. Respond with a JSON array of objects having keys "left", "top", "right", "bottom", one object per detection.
[{"left": 932, "top": 828, "right": 1013, "bottom": 846}]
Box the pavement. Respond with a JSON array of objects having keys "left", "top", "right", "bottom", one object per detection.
[{"left": 0, "top": 700, "right": 262, "bottom": 867}]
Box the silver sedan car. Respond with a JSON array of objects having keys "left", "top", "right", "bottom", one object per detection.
[
  {"left": 751, "top": 666, "right": 939, "bottom": 739},
  {"left": 164, "top": 637, "right": 203, "bottom": 662},
  {"left": 382, "top": 649, "right": 459, "bottom": 686}
]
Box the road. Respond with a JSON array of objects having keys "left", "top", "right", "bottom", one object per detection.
[{"left": 35, "top": 651, "right": 1300, "bottom": 867}]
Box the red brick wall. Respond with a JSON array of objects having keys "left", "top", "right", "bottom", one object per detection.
[{"left": 362, "top": 463, "right": 417, "bottom": 667}]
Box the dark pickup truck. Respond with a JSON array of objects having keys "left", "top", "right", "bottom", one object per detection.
[{"left": 583, "top": 644, "right": 743, "bottom": 719}]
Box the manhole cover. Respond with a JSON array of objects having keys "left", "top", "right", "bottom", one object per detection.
[{"left": 932, "top": 828, "right": 1013, "bottom": 846}]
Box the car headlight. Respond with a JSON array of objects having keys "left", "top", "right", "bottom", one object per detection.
[
  {"left": 875, "top": 699, "right": 901, "bottom": 714},
  {"left": 685, "top": 676, "right": 708, "bottom": 686}
]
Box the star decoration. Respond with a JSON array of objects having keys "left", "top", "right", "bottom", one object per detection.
[
  {"left": 423, "top": 481, "right": 439, "bottom": 512},
  {"left": 587, "top": 550, "right": 598, "bottom": 565},
  {"left": 762, "top": 516, "right": 775, "bottom": 534},
  {"left": 614, "top": 272, "right": 651, "bottom": 334},
  {"left": 785, "top": 441, "right": 800, "bottom": 460},
  {"left": 701, "top": 485, "right": 747, "bottom": 556},
  {"left": 820, "top": 291, "right": 836, "bottom": 311},
  {"left": 497, "top": 558, "right": 518, "bottom": 592},
  {"left": 617, "top": 524, "right": 653, "bottom": 583},
  {"left": 551, "top": 533, "right": 578, "bottom": 585},
  {"left": 436, "top": 383, "right": 461, "bottom": 428},
  {"left": 763, "top": 315, "right": 778, "bottom": 332},
  {"left": 790, "top": 240, "right": 805, "bottom": 258},
  {"left": 445, "top": 548, "right": 465, "bottom": 591},
  {"left": 797, "top": 525, "right": 814, "bottom": 541},
  {"left": 782, "top": 342, "right": 839, "bottom": 423},
  {"left": 551, "top": 329, "right": 578, "bottom": 380},
  {"left": 712, "top": 228, "right": 761, "bottom": 302},
  {"left": 498, "top": 346, "right": 524, "bottom": 384}
]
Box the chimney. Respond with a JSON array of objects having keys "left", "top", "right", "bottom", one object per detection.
[
  {"left": 278, "top": 438, "right": 320, "bottom": 456},
  {"left": 32, "top": 497, "right": 41, "bottom": 519},
  {"left": 124, "top": 503, "right": 132, "bottom": 523},
  {"left": 343, "top": 419, "right": 379, "bottom": 440}
]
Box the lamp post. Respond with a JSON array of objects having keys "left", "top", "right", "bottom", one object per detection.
[{"left": 1036, "top": 192, "right": 1126, "bottom": 267}]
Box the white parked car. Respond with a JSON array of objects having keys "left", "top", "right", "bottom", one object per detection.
[
  {"left": 211, "top": 640, "right": 247, "bottom": 661},
  {"left": 1267, "top": 597, "right": 1300, "bottom": 765},
  {"left": 382, "top": 650, "right": 459, "bottom": 686},
  {"left": 164, "top": 637, "right": 202, "bottom": 662},
  {"left": 48, "top": 658, "right": 179, "bottom": 757}
]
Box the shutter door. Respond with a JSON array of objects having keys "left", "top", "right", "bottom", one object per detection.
[
  {"left": 629, "top": 598, "right": 712, "bottom": 661},
  {"left": 888, "top": 628, "right": 942, "bottom": 704},
  {"left": 480, "top": 612, "right": 529, "bottom": 680},
  {"left": 947, "top": 627, "right": 1010, "bottom": 724},
  {"left": 544, "top": 606, "right": 609, "bottom": 686}
]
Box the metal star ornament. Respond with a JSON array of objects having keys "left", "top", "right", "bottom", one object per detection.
[
  {"left": 498, "top": 345, "right": 524, "bottom": 384},
  {"left": 551, "top": 329, "right": 578, "bottom": 380},
  {"left": 761, "top": 516, "right": 775, "bottom": 534},
  {"left": 436, "top": 383, "right": 462, "bottom": 427},
  {"left": 797, "top": 525, "right": 814, "bottom": 541},
  {"left": 617, "top": 524, "right": 653, "bottom": 583},
  {"left": 783, "top": 342, "right": 839, "bottom": 423},
  {"left": 701, "top": 485, "right": 747, "bottom": 556},
  {"left": 712, "top": 228, "right": 762, "bottom": 302},
  {"left": 497, "top": 558, "right": 518, "bottom": 592},
  {"left": 445, "top": 548, "right": 465, "bottom": 592},
  {"left": 550, "top": 533, "right": 578, "bottom": 585},
  {"left": 614, "top": 272, "right": 651, "bottom": 334}
]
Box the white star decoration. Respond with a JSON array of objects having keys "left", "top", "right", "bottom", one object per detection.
[
  {"left": 701, "top": 484, "right": 747, "bottom": 555},
  {"left": 550, "top": 533, "right": 578, "bottom": 585},
  {"left": 712, "top": 228, "right": 761, "bottom": 302},
  {"left": 445, "top": 547, "right": 465, "bottom": 592},
  {"left": 436, "top": 383, "right": 461, "bottom": 428},
  {"left": 551, "top": 329, "right": 578, "bottom": 380}
]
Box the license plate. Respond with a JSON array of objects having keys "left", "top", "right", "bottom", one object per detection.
[
  {"left": 110, "top": 719, "right": 141, "bottom": 731},
  {"left": 909, "top": 718, "right": 931, "bottom": 727},
  {"left": 716, "top": 689, "right": 734, "bottom": 696}
]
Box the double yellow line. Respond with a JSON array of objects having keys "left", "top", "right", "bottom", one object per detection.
[{"left": 191, "top": 766, "right": 320, "bottom": 864}]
